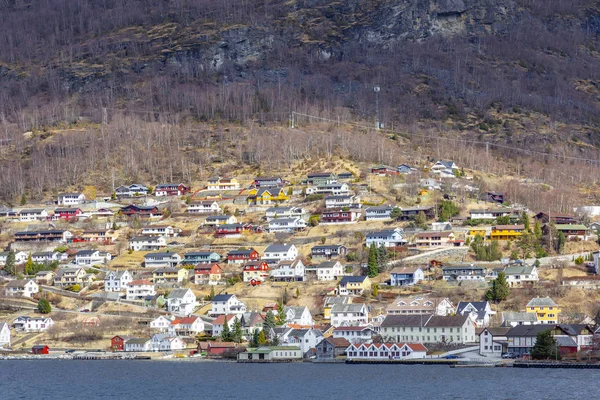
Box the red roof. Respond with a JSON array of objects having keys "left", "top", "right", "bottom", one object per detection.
[
  {"left": 171, "top": 316, "right": 198, "bottom": 325},
  {"left": 333, "top": 326, "right": 370, "bottom": 331},
  {"left": 129, "top": 279, "right": 153, "bottom": 286},
  {"left": 212, "top": 314, "right": 236, "bottom": 325},
  {"left": 406, "top": 343, "right": 428, "bottom": 352}
]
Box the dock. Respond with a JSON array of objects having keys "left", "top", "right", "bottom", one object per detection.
[
  {"left": 345, "top": 359, "right": 458, "bottom": 365},
  {"left": 514, "top": 362, "right": 600, "bottom": 369}
]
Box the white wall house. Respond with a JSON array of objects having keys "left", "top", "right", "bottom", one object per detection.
[
  {"left": 0, "top": 251, "right": 28, "bottom": 266},
  {"left": 168, "top": 316, "right": 205, "bottom": 337},
  {"left": 24, "top": 317, "right": 54, "bottom": 333},
  {"left": 19, "top": 209, "right": 48, "bottom": 222},
  {"left": 330, "top": 304, "right": 369, "bottom": 327},
  {"left": 280, "top": 328, "right": 323, "bottom": 355},
  {"left": 479, "top": 327, "right": 509, "bottom": 356},
  {"left": 346, "top": 343, "right": 427, "bottom": 360},
  {"left": 144, "top": 252, "right": 182, "bottom": 268},
  {"left": 187, "top": 201, "right": 221, "bottom": 214},
  {"left": 4, "top": 279, "right": 39, "bottom": 298},
  {"left": 284, "top": 306, "right": 314, "bottom": 326},
  {"left": 126, "top": 280, "right": 156, "bottom": 301},
  {"left": 365, "top": 206, "right": 395, "bottom": 221},
  {"left": 211, "top": 294, "right": 247, "bottom": 316},
  {"left": 150, "top": 316, "right": 175, "bottom": 333},
  {"left": 104, "top": 270, "right": 133, "bottom": 292},
  {"left": 124, "top": 338, "right": 152, "bottom": 352},
  {"left": 129, "top": 236, "right": 166, "bottom": 251},
  {"left": 267, "top": 218, "right": 307, "bottom": 233},
  {"left": 166, "top": 288, "right": 198, "bottom": 316},
  {"left": 332, "top": 326, "right": 374, "bottom": 344},
  {"left": 270, "top": 259, "right": 305, "bottom": 282},
  {"left": 57, "top": 193, "right": 86, "bottom": 205},
  {"left": 316, "top": 261, "right": 344, "bottom": 281},
  {"left": 365, "top": 228, "right": 406, "bottom": 248},
  {"left": 265, "top": 207, "right": 306, "bottom": 221},
  {"left": 325, "top": 195, "right": 360, "bottom": 209},
  {"left": 0, "top": 322, "right": 10, "bottom": 348},
  {"left": 263, "top": 244, "right": 298, "bottom": 263},
  {"left": 141, "top": 225, "right": 181, "bottom": 237},
  {"left": 75, "top": 250, "right": 112, "bottom": 266}
]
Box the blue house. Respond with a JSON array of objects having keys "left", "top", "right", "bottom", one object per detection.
[
  {"left": 389, "top": 266, "right": 424, "bottom": 286},
  {"left": 397, "top": 164, "right": 417, "bottom": 174},
  {"left": 183, "top": 252, "right": 221, "bottom": 265},
  {"left": 365, "top": 228, "right": 406, "bottom": 248}
]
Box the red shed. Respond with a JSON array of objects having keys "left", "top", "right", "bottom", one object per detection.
[
  {"left": 32, "top": 345, "right": 49, "bottom": 355},
  {"left": 111, "top": 335, "right": 130, "bottom": 352},
  {"left": 198, "top": 341, "right": 238, "bottom": 356}
]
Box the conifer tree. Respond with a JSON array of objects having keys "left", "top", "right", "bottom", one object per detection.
[
  {"left": 367, "top": 243, "right": 378, "bottom": 278},
  {"left": 221, "top": 317, "right": 232, "bottom": 341}
]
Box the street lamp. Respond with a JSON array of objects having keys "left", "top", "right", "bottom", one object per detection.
[{"left": 374, "top": 86, "right": 381, "bottom": 130}]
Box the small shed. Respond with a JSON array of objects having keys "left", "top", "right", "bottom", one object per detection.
[{"left": 32, "top": 345, "right": 49, "bottom": 355}]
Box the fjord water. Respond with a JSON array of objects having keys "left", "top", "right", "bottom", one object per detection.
[{"left": 0, "top": 360, "right": 595, "bottom": 399}]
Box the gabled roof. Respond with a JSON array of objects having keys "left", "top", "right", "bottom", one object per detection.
[
  {"left": 213, "top": 293, "right": 234, "bottom": 302},
  {"left": 339, "top": 276, "right": 369, "bottom": 284},
  {"left": 322, "top": 337, "right": 351, "bottom": 348},
  {"left": 317, "top": 261, "right": 341, "bottom": 269},
  {"left": 167, "top": 288, "right": 193, "bottom": 299},
  {"left": 526, "top": 297, "right": 558, "bottom": 307},
  {"left": 426, "top": 315, "right": 469, "bottom": 327},
  {"left": 456, "top": 301, "right": 489, "bottom": 314},
  {"left": 331, "top": 304, "right": 367, "bottom": 314},
  {"left": 501, "top": 311, "right": 539, "bottom": 324},
  {"left": 264, "top": 244, "right": 295, "bottom": 253},
  {"left": 129, "top": 279, "right": 153, "bottom": 286},
  {"left": 503, "top": 265, "right": 536, "bottom": 275},
  {"left": 381, "top": 314, "right": 432, "bottom": 328},
  {"left": 506, "top": 325, "right": 552, "bottom": 337},
  {"left": 390, "top": 266, "right": 421, "bottom": 275},
  {"left": 284, "top": 306, "right": 308, "bottom": 318}
]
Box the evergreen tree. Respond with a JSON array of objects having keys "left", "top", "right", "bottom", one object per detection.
[
  {"left": 232, "top": 317, "right": 243, "bottom": 343},
  {"left": 376, "top": 246, "right": 389, "bottom": 273},
  {"left": 282, "top": 288, "right": 289, "bottom": 305},
  {"left": 37, "top": 298, "right": 52, "bottom": 314},
  {"left": 485, "top": 272, "right": 510, "bottom": 302},
  {"left": 4, "top": 251, "right": 15, "bottom": 276},
  {"left": 276, "top": 302, "right": 286, "bottom": 326},
  {"left": 533, "top": 220, "right": 542, "bottom": 239},
  {"left": 263, "top": 310, "right": 276, "bottom": 333},
  {"left": 557, "top": 231, "right": 566, "bottom": 254},
  {"left": 20, "top": 193, "right": 26, "bottom": 206},
  {"left": 367, "top": 243, "right": 378, "bottom": 278},
  {"left": 258, "top": 330, "right": 267, "bottom": 345},
  {"left": 250, "top": 329, "right": 260, "bottom": 347},
  {"left": 209, "top": 286, "right": 215, "bottom": 300},
  {"left": 270, "top": 334, "right": 280, "bottom": 346},
  {"left": 221, "top": 317, "right": 232, "bottom": 341},
  {"left": 24, "top": 254, "right": 34, "bottom": 275},
  {"left": 522, "top": 211, "right": 530, "bottom": 231},
  {"left": 531, "top": 330, "right": 559, "bottom": 360},
  {"left": 439, "top": 200, "right": 459, "bottom": 222},
  {"left": 414, "top": 211, "right": 427, "bottom": 227},
  {"left": 390, "top": 207, "right": 402, "bottom": 221},
  {"left": 295, "top": 288, "right": 300, "bottom": 298}
]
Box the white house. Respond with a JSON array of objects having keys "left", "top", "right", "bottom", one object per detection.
[
  {"left": 0, "top": 322, "right": 10, "bottom": 348},
  {"left": 74, "top": 250, "right": 112, "bottom": 266},
  {"left": 365, "top": 206, "right": 395, "bottom": 221},
  {"left": 126, "top": 280, "right": 156, "bottom": 301},
  {"left": 332, "top": 326, "right": 374, "bottom": 344},
  {"left": 205, "top": 215, "right": 237, "bottom": 226},
  {"left": 129, "top": 236, "right": 166, "bottom": 251},
  {"left": 211, "top": 293, "right": 247, "bottom": 316},
  {"left": 284, "top": 306, "right": 314, "bottom": 326},
  {"left": 168, "top": 316, "right": 205, "bottom": 337},
  {"left": 503, "top": 264, "right": 539, "bottom": 287},
  {"left": 24, "top": 317, "right": 54, "bottom": 333},
  {"left": 187, "top": 201, "right": 221, "bottom": 214},
  {"left": 279, "top": 328, "right": 323, "bottom": 355},
  {"left": 469, "top": 208, "right": 512, "bottom": 220},
  {"left": 389, "top": 267, "right": 425, "bottom": 286},
  {"left": 267, "top": 218, "right": 307, "bottom": 233},
  {"left": 166, "top": 288, "right": 198, "bottom": 316},
  {"left": 365, "top": 228, "right": 406, "bottom": 248},
  {"left": 124, "top": 338, "right": 152, "bottom": 352},
  {"left": 346, "top": 343, "right": 427, "bottom": 360},
  {"left": 212, "top": 314, "right": 236, "bottom": 337},
  {"left": 104, "top": 270, "right": 133, "bottom": 292},
  {"left": 380, "top": 314, "right": 476, "bottom": 344},
  {"left": 270, "top": 259, "right": 305, "bottom": 282},
  {"left": 141, "top": 225, "right": 181, "bottom": 237},
  {"left": 386, "top": 296, "right": 456, "bottom": 316},
  {"left": 19, "top": 209, "right": 48, "bottom": 222},
  {"left": 316, "top": 261, "right": 344, "bottom": 281},
  {"left": 309, "top": 183, "right": 350, "bottom": 196},
  {"left": 144, "top": 252, "right": 182, "bottom": 268},
  {"left": 150, "top": 316, "right": 175, "bottom": 332},
  {"left": 150, "top": 334, "right": 186, "bottom": 352},
  {"left": 456, "top": 301, "right": 495, "bottom": 328},
  {"left": 57, "top": 193, "right": 86, "bottom": 205},
  {"left": 430, "top": 160, "right": 458, "bottom": 175},
  {"left": 479, "top": 327, "right": 510, "bottom": 356},
  {"left": 263, "top": 244, "right": 298, "bottom": 263},
  {"left": 115, "top": 184, "right": 149, "bottom": 197},
  {"left": 325, "top": 195, "right": 360, "bottom": 209},
  {"left": 330, "top": 304, "right": 369, "bottom": 327},
  {"left": 265, "top": 207, "right": 306, "bottom": 221},
  {"left": 4, "top": 279, "right": 39, "bottom": 298},
  {"left": 31, "top": 251, "right": 65, "bottom": 264},
  {"left": 0, "top": 251, "right": 28, "bottom": 266}
]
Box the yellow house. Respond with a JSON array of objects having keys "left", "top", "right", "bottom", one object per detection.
[
  {"left": 526, "top": 297, "right": 561, "bottom": 324},
  {"left": 468, "top": 228, "right": 488, "bottom": 239},
  {"left": 490, "top": 224, "right": 525, "bottom": 240},
  {"left": 153, "top": 267, "right": 187, "bottom": 283},
  {"left": 337, "top": 276, "right": 372, "bottom": 296},
  {"left": 323, "top": 296, "right": 352, "bottom": 321},
  {"left": 207, "top": 177, "right": 240, "bottom": 191},
  {"left": 246, "top": 188, "right": 290, "bottom": 205}
]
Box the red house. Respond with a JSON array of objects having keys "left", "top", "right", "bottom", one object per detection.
[
  {"left": 111, "top": 335, "right": 130, "bottom": 352},
  {"left": 155, "top": 183, "right": 191, "bottom": 197},
  {"left": 120, "top": 204, "right": 161, "bottom": 217},
  {"left": 194, "top": 263, "right": 223, "bottom": 284},
  {"left": 371, "top": 165, "right": 398, "bottom": 176},
  {"left": 243, "top": 260, "right": 270, "bottom": 283},
  {"left": 197, "top": 341, "right": 238, "bottom": 356},
  {"left": 32, "top": 345, "right": 49, "bottom": 354},
  {"left": 55, "top": 207, "right": 82, "bottom": 220},
  {"left": 227, "top": 248, "right": 260, "bottom": 264},
  {"left": 320, "top": 209, "right": 361, "bottom": 224},
  {"left": 215, "top": 223, "right": 245, "bottom": 238}
]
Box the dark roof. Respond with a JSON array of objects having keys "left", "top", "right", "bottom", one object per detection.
[
  {"left": 506, "top": 325, "right": 552, "bottom": 337},
  {"left": 456, "top": 301, "right": 489, "bottom": 314},
  {"left": 381, "top": 314, "right": 433, "bottom": 328},
  {"left": 426, "top": 315, "right": 470, "bottom": 327},
  {"left": 213, "top": 294, "right": 234, "bottom": 302},
  {"left": 339, "top": 276, "right": 368, "bottom": 284}
]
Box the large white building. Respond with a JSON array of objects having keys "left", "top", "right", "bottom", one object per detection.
[
  {"left": 104, "top": 270, "right": 133, "bottom": 292},
  {"left": 262, "top": 244, "right": 298, "bottom": 264},
  {"left": 330, "top": 304, "right": 369, "bottom": 327},
  {"left": 57, "top": 193, "right": 86, "bottom": 205},
  {"left": 4, "top": 279, "right": 39, "bottom": 298},
  {"left": 210, "top": 293, "right": 247, "bottom": 316},
  {"left": 126, "top": 280, "right": 156, "bottom": 301},
  {"left": 74, "top": 250, "right": 112, "bottom": 266},
  {"left": 380, "top": 314, "right": 476, "bottom": 344},
  {"left": 129, "top": 236, "right": 166, "bottom": 251},
  {"left": 166, "top": 288, "right": 198, "bottom": 316}
]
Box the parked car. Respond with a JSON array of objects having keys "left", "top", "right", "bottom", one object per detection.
[
  {"left": 501, "top": 352, "right": 518, "bottom": 359},
  {"left": 443, "top": 355, "right": 459, "bottom": 359}
]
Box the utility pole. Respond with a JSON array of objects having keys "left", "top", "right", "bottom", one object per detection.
[
  {"left": 374, "top": 86, "right": 381, "bottom": 130},
  {"left": 290, "top": 111, "right": 295, "bottom": 129},
  {"left": 102, "top": 107, "right": 108, "bottom": 125}
]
